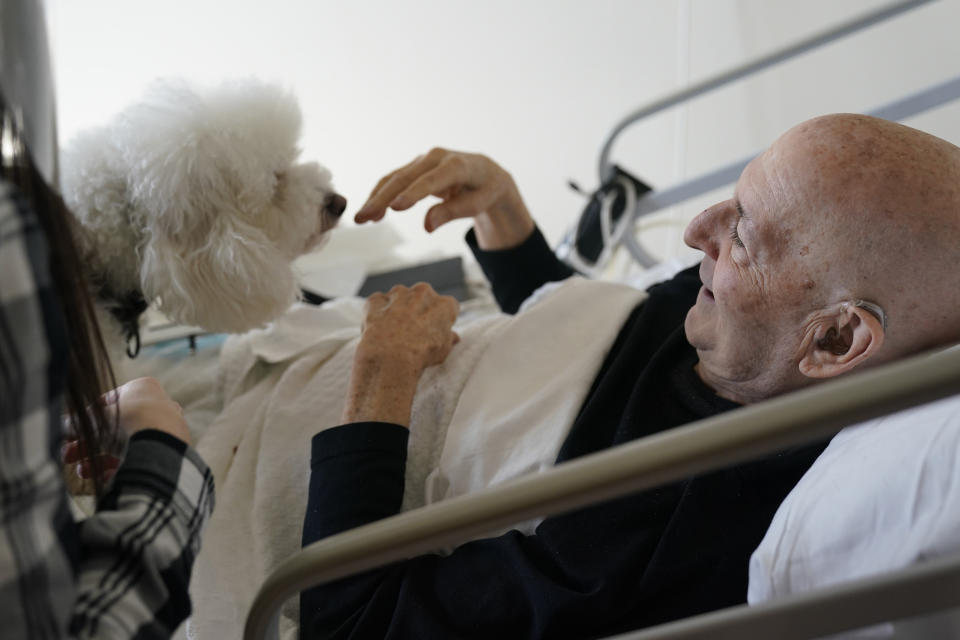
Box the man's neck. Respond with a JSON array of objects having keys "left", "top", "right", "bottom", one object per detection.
[{"left": 693, "top": 361, "right": 788, "bottom": 405}]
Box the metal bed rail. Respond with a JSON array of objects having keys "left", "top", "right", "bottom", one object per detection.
[
  {"left": 596, "top": 0, "right": 934, "bottom": 182},
  {"left": 608, "top": 71, "right": 960, "bottom": 269},
  {"left": 244, "top": 343, "right": 960, "bottom": 639},
  {"left": 557, "top": 0, "right": 942, "bottom": 271}
]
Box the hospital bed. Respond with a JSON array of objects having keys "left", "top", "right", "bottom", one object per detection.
[{"left": 242, "top": 0, "right": 960, "bottom": 638}]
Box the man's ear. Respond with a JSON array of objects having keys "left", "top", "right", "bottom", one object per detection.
[{"left": 798, "top": 304, "right": 885, "bottom": 379}]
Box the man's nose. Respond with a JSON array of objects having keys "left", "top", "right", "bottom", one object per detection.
[{"left": 683, "top": 200, "right": 729, "bottom": 260}]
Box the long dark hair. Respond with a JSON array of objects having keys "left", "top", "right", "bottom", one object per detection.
[{"left": 1, "top": 92, "right": 117, "bottom": 496}]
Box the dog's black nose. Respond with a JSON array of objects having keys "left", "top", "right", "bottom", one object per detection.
[{"left": 325, "top": 193, "right": 347, "bottom": 218}]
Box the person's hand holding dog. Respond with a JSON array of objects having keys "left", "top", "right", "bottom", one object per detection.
[
  {"left": 355, "top": 148, "right": 536, "bottom": 251},
  {"left": 343, "top": 283, "right": 460, "bottom": 427}
]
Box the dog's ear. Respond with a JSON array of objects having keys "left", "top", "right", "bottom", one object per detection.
[{"left": 141, "top": 213, "right": 299, "bottom": 333}]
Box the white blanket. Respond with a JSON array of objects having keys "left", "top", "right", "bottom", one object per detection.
[{"left": 185, "top": 277, "right": 645, "bottom": 639}]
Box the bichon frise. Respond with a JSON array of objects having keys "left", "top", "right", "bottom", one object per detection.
[{"left": 62, "top": 78, "right": 345, "bottom": 352}]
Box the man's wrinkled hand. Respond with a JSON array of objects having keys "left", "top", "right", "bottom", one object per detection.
[
  {"left": 359, "top": 282, "right": 460, "bottom": 372},
  {"left": 354, "top": 148, "right": 535, "bottom": 250},
  {"left": 342, "top": 283, "right": 460, "bottom": 426}
]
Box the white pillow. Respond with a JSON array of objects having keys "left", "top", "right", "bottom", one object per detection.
[{"left": 748, "top": 393, "right": 960, "bottom": 638}]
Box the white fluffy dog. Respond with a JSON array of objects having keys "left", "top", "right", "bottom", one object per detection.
[{"left": 62, "top": 78, "right": 345, "bottom": 349}]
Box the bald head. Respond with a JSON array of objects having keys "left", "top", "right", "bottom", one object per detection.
[
  {"left": 684, "top": 114, "right": 960, "bottom": 403},
  {"left": 772, "top": 114, "right": 960, "bottom": 358}
]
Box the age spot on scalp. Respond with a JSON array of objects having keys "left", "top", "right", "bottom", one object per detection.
[{"left": 799, "top": 245, "right": 810, "bottom": 256}]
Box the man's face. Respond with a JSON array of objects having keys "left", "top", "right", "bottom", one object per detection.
[{"left": 683, "top": 146, "right": 824, "bottom": 402}]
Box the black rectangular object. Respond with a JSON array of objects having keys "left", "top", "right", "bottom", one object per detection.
[{"left": 357, "top": 256, "right": 471, "bottom": 301}]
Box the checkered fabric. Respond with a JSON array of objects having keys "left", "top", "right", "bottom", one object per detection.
[{"left": 0, "top": 180, "right": 215, "bottom": 639}]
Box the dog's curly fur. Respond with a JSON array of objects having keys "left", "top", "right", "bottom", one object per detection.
[{"left": 62, "top": 78, "right": 344, "bottom": 338}]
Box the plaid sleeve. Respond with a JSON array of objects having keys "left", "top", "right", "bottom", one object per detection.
[
  {"left": 0, "top": 181, "right": 214, "bottom": 639},
  {"left": 71, "top": 431, "right": 214, "bottom": 639}
]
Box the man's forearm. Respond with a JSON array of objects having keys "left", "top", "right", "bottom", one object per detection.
[{"left": 342, "top": 351, "right": 421, "bottom": 426}]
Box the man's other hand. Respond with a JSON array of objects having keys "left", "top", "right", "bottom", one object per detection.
[{"left": 343, "top": 283, "right": 460, "bottom": 426}]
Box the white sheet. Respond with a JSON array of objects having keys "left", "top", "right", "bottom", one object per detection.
[{"left": 185, "top": 276, "right": 645, "bottom": 639}]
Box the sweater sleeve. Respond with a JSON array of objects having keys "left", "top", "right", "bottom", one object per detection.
[
  {"left": 466, "top": 227, "right": 575, "bottom": 313},
  {"left": 299, "top": 423, "right": 670, "bottom": 640}
]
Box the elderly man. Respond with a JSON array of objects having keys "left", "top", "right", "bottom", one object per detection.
[{"left": 298, "top": 114, "right": 960, "bottom": 638}]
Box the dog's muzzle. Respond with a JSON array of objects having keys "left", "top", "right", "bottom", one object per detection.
[{"left": 324, "top": 193, "right": 347, "bottom": 218}]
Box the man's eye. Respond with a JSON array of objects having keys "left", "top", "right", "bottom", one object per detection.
[{"left": 729, "top": 222, "right": 745, "bottom": 248}]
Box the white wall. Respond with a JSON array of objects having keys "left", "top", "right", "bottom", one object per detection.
[{"left": 45, "top": 0, "right": 960, "bottom": 276}]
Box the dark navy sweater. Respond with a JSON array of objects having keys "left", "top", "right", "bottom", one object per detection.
[{"left": 300, "top": 228, "right": 827, "bottom": 639}]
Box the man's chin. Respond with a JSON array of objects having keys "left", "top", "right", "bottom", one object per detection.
[{"left": 683, "top": 307, "right": 713, "bottom": 352}]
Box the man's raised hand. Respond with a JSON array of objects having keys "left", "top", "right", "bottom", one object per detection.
[{"left": 355, "top": 148, "right": 535, "bottom": 250}]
